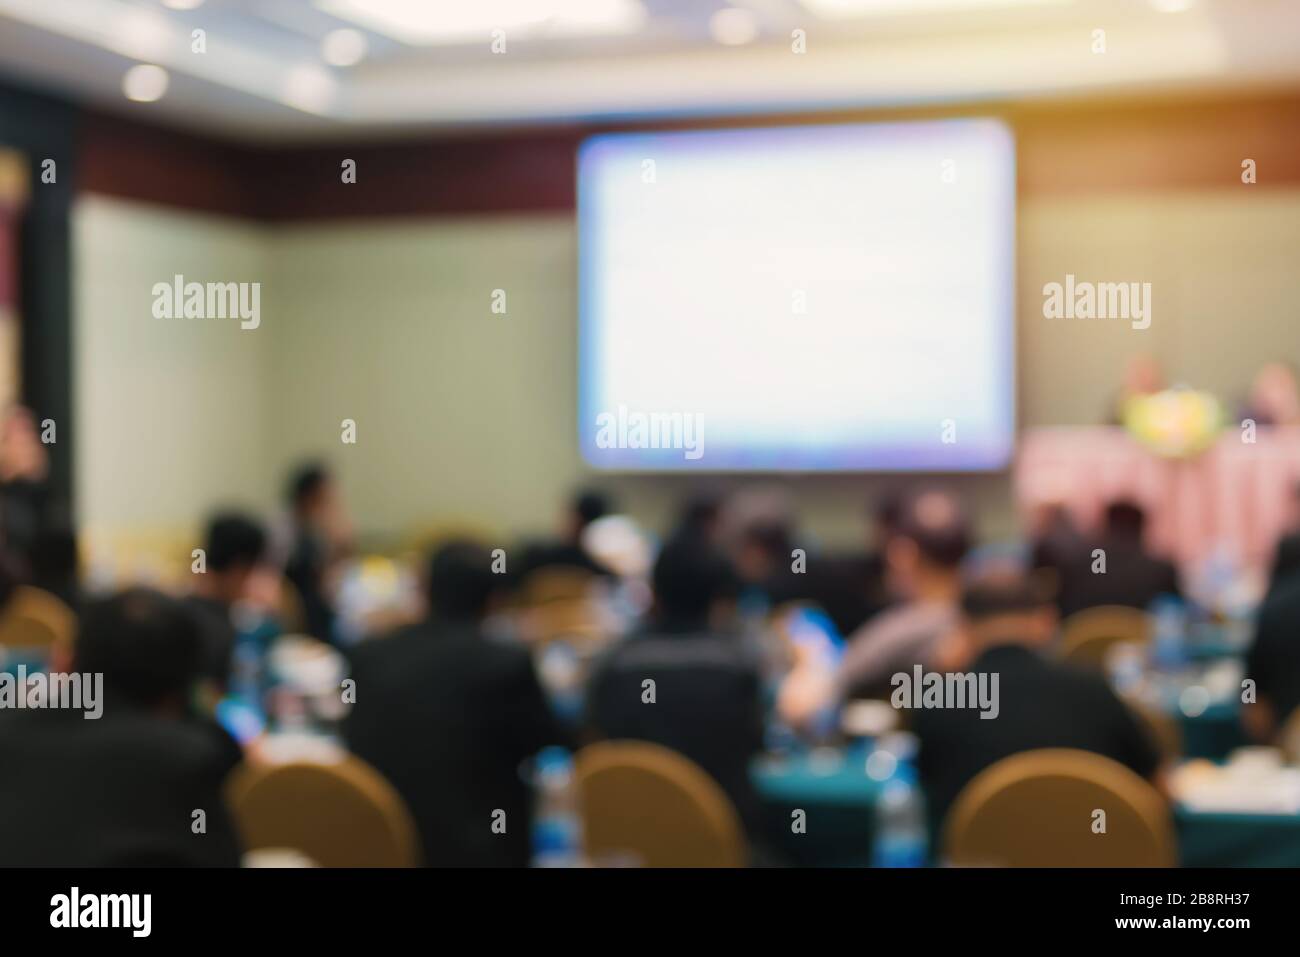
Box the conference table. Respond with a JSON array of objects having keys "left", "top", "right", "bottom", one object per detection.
[{"left": 751, "top": 746, "right": 1300, "bottom": 867}]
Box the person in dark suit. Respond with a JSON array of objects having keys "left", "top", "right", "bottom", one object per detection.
[
  {"left": 585, "top": 538, "right": 766, "bottom": 839},
  {"left": 0, "top": 587, "right": 243, "bottom": 866},
  {"left": 283, "top": 462, "right": 351, "bottom": 644},
  {"left": 1244, "top": 575, "right": 1300, "bottom": 742},
  {"left": 913, "top": 564, "right": 1164, "bottom": 844},
  {"left": 343, "top": 541, "right": 565, "bottom": 867},
  {"left": 184, "top": 511, "right": 268, "bottom": 695},
  {"left": 1055, "top": 501, "right": 1180, "bottom": 619},
  {"left": 513, "top": 488, "right": 615, "bottom": 584}
]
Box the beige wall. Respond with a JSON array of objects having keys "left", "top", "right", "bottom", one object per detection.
[
  {"left": 73, "top": 188, "right": 1300, "bottom": 550},
  {"left": 73, "top": 196, "right": 275, "bottom": 548}
]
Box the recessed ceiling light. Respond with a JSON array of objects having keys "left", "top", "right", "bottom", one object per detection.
[
  {"left": 280, "top": 65, "right": 338, "bottom": 115},
  {"left": 321, "top": 28, "right": 368, "bottom": 66},
  {"left": 315, "top": 0, "right": 646, "bottom": 45},
  {"left": 122, "top": 64, "right": 169, "bottom": 102},
  {"left": 1148, "top": 0, "right": 1194, "bottom": 11},
  {"left": 795, "top": 0, "right": 1070, "bottom": 17},
  {"left": 161, "top": 0, "right": 205, "bottom": 9},
  {"left": 710, "top": 8, "right": 760, "bottom": 46}
]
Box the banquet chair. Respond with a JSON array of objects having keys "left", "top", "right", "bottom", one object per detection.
[
  {"left": 943, "top": 748, "right": 1175, "bottom": 867},
  {"left": 575, "top": 741, "right": 746, "bottom": 868},
  {"left": 517, "top": 567, "right": 605, "bottom": 648},
  {"left": 226, "top": 755, "right": 420, "bottom": 867},
  {"left": 0, "top": 585, "right": 77, "bottom": 665},
  {"left": 1278, "top": 707, "right": 1300, "bottom": 764},
  {"left": 1060, "top": 605, "right": 1152, "bottom": 670}
]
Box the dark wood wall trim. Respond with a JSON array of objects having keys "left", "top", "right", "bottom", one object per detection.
[{"left": 76, "top": 89, "right": 1300, "bottom": 224}]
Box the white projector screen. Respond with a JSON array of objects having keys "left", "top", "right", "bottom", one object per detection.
[{"left": 577, "top": 118, "right": 1015, "bottom": 471}]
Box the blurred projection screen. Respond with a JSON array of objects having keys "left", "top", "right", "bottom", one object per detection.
[{"left": 578, "top": 118, "right": 1016, "bottom": 471}]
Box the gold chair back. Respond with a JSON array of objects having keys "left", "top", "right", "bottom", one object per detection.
[
  {"left": 944, "top": 748, "right": 1175, "bottom": 867},
  {"left": 575, "top": 741, "right": 746, "bottom": 868},
  {"left": 0, "top": 585, "right": 76, "bottom": 654},
  {"left": 1060, "top": 605, "right": 1152, "bottom": 670},
  {"left": 226, "top": 756, "right": 420, "bottom": 867}
]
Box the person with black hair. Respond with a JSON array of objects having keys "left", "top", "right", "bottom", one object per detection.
[
  {"left": 913, "top": 564, "right": 1165, "bottom": 842},
  {"left": 0, "top": 588, "right": 243, "bottom": 866},
  {"left": 512, "top": 487, "right": 614, "bottom": 584},
  {"left": 1054, "top": 500, "right": 1180, "bottom": 618},
  {"left": 836, "top": 490, "right": 971, "bottom": 700},
  {"left": 585, "top": 538, "right": 767, "bottom": 842},
  {"left": 282, "top": 461, "right": 351, "bottom": 643},
  {"left": 343, "top": 540, "right": 565, "bottom": 866},
  {"left": 185, "top": 512, "right": 269, "bottom": 694}
]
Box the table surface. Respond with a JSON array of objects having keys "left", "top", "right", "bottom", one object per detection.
[{"left": 752, "top": 746, "right": 1300, "bottom": 867}]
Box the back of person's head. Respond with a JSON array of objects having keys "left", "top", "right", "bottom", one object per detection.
[
  {"left": 204, "top": 512, "right": 267, "bottom": 573},
  {"left": 674, "top": 491, "right": 722, "bottom": 543},
  {"left": 426, "top": 540, "right": 498, "bottom": 623},
  {"left": 869, "top": 487, "right": 906, "bottom": 543},
  {"left": 960, "top": 557, "right": 1057, "bottom": 649},
  {"left": 75, "top": 588, "right": 202, "bottom": 712},
  {"left": 651, "top": 538, "right": 739, "bottom": 628},
  {"left": 571, "top": 489, "right": 612, "bottom": 530},
  {"left": 895, "top": 490, "right": 971, "bottom": 570},
  {"left": 286, "top": 462, "right": 330, "bottom": 514},
  {"left": 1104, "top": 500, "right": 1146, "bottom": 544}
]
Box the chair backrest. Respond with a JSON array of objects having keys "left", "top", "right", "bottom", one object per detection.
[
  {"left": 1278, "top": 707, "right": 1300, "bottom": 764},
  {"left": 575, "top": 741, "right": 746, "bottom": 868},
  {"left": 944, "top": 748, "right": 1175, "bottom": 867},
  {"left": 517, "top": 568, "right": 605, "bottom": 648},
  {"left": 1060, "top": 605, "right": 1152, "bottom": 670},
  {"left": 226, "top": 755, "right": 420, "bottom": 867},
  {"left": 0, "top": 585, "right": 76, "bottom": 652}
]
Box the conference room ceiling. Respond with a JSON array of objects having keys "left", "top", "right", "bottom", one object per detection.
[{"left": 0, "top": 0, "right": 1297, "bottom": 142}]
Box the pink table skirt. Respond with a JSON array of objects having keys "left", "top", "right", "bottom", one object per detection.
[{"left": 1014, "top": 427, "right": 1300, "bottom": 577}]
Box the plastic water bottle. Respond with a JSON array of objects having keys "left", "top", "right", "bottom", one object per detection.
[
  {"left": 872, "top": 767, "right": 927, "bottom": 867},
  {"left": 531, "top": 747, "right": 583, "bottom": 868},
  {"left": 1149, "top": 596, "right": 1187, "bottom": 671},
  {"left": 231, "top": 633, "right": 263, "bottom": 708}
]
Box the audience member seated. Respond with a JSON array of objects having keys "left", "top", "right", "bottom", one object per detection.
[
  {"left": 283, "top": 462, "right": 352, "bottom": 644},
  {"left": 1029, "top": 501, "right": 1085, "bottom": 591},
  {"left": 584, "top": 538, "right": 766, "bottom": 842},
  {"left": 514, "top": 488, "right": 615, "bottom": 584},
  {"left": 343, "top": 541, "right": 566, "bottom": 867},
  {"left": 185, "top": 512, "right": 269, "bottom": 695},
  {"left": 836, "top": 490, "right": 970, "bottom": 700},
  {"left": 0, "top": 587, "right": 243, "bottom": 866},
  {"left": 1055, "top": 501, "right": 1180, "bottom": 619},
  {"left": 1244, "top": 572, "right": 1300, "bottom": 742},
  {"left": 913, "top": 563, "right": 1165, "bottom": 842}
]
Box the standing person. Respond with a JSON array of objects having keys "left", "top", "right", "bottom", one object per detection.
[{"left": 282, "top": 462, "right": 352, "bottom": 644}]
